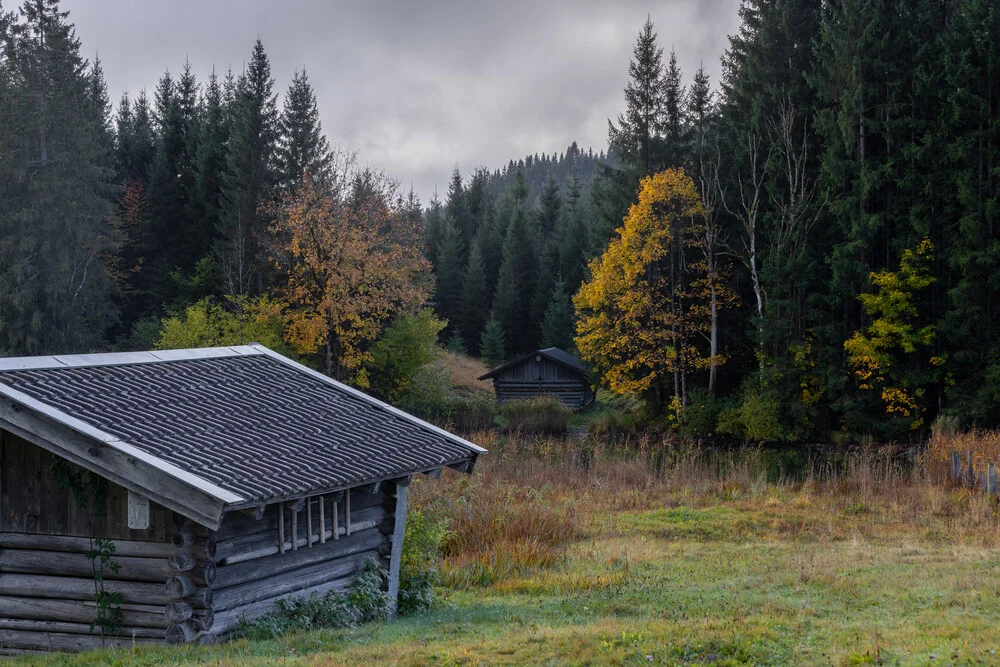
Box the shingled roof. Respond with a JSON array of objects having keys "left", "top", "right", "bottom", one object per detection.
[
  {"left": 478, "top": 347, "right": 588, "bottom": 380},
  {"left": 0, "top": 344, "right": 484, "bottom": 529}
]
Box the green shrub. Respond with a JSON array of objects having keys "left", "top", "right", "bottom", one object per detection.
[
  {"left": 235, "top": 557, "right": 391, "bottom": 640},
  {"left": 398, "top": 504, "right": 451, "bottom": 615},
  {"left": 587, "top": 409, "right": 642, "bottom": 440},
  {"left": 396, "top": 365, "right": 453, "bottom": 421},
  {"left": 366, "top": 309, "right": 446, "bottom": 402},
  {"left": 717, "top": 382, "right": 787, "bottom": 443},
  {"left": 500, "top": 396, "right": 571, "bottom": 434},
  {"left": 679, "top": 387, "right": 718, "bottom": 437}
]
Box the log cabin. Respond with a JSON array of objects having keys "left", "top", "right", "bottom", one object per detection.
[
  {"left": 0, "top": 344, "right": 485, "bottom": 653},
  {"left": 478, "top": 347, "right": 594, "bottom": 409}
]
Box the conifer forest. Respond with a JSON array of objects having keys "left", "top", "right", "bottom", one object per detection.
[{"left": 2, "top": 0, "right": 1000, "bottom": 443}]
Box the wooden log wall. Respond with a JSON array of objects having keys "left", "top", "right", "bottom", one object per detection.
[
  {"left": 0, "top": 531, "right": 174, "bottom": 651},
  {"left": 490, "top": 358, "right": 591, "bottom": 408},
  {"left": 201, "top": 486, "right": 396, "bottom": 644},
  {"left": 0, "top": 430, "right": 406, "bottom": 652}
]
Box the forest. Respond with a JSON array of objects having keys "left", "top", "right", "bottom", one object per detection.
[{"left": 1, "top": 0, "right": 999, "bottom": 443}]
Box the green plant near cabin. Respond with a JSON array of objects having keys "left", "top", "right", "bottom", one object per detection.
[{"left": 49, "top": 459, "right": 124, "bottom": 641}]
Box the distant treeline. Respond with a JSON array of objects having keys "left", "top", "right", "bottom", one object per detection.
[{"left": 425, "top": 0, "right": 1000, "bottom": 440}]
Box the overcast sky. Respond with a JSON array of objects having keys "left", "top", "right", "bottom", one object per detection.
[{"left": 63, "top": 0, "right": 742, "bottom": 202}]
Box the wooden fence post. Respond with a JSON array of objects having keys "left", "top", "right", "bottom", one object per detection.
[
  {"left": 952, "top": 452, "right": 960, "bottom": 483},
  {"left": 990, "top": 463, "right": 997, "bottom": 495},
  {"left": 968, "top": 452, "right": 975, "bottom": 488}
]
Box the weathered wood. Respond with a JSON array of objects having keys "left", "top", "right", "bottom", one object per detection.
[
  {"left": 346, "top": 492, "right": 351, "bottom": 536},
  {"left": 206, "top": 574, "right": 356, "bottom": 639},
  {"left": 214, "top": 527, "right": 386, "bottom": 589},
  {"left": 0, "top": 573, "right": 169, "bottom": 605},
  {"left": 0, "top": 595, "right": 169, "bottom": 628},
  {"left": 991, "top": 463, "right": 997, "bottom": 495},
  {"left": 387, "top": 484, "right": 407, "bottom": 616},
  {"left": 0, "top": 629, "right": 162, "bottom": 651},
  {"left": 332, "top": 500, "right": 339, "bottom": 541},
  {"left": 0, "top": 399, "right": 226, "bottom": 530},
  {"left": 169, "top": 550, "right": 198, "bottom": 572},
  {"left": 278, "top": 504, "right": 285, "bottom": 555},
  {"left": 0, "top": 549, "right": 171, "bottom": 582},
  {"left": 128, "top": 490, "right": 151, "bottom": 530},
  {"left": 185, "top": 587, "right": 213, "bottom": 609},
  {"left": 213, "top": 549, "right": 378, "bottom": 611},
  {"left": 189, "top": 608, "right": 215, "bottom": 632},
  {"left": 307, "top": 498, "right": 314, "bottom": 548},
  {"left": 318, "top": 496, "right": 326, "bottom": 545},
  {"left": 291, "top": 504, "right": 298, "bottom": 551},
  {"left": 165, "top": 601, "right": 193, "bottom": 624},
  {"left": 951, "top": 451, "right": 961, "bottom": 482},
  {"left": 0, "top": 618, "right": 164, "bottom": 639},
  {"left": 165, "top": 621, "right": 198, "bottom": 644},
  {"left": 165, "top": 574, "right": 195, "bottom": 599},
  {"left": 218, "top": 515, "right": 382, "bottom": 566},
  {"left": 0, "top": 533, "right": 174, "bottom": 558}
]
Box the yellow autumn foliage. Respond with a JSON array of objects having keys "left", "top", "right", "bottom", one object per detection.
[{"left": 574, "top": 169, "right": 708, "bottom": 399}]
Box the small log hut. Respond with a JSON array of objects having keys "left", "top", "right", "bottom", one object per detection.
[
  {"left": 478, "top": 347, "right": 594, "bottom": 409},
  {"left": 0, "top": 344, "right": 484, "bottom": 653}
]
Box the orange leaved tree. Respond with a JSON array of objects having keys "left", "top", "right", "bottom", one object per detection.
[
  {"left": 268, "top": 168, "right": 431, "bottom": 385},
  {"left": 574, "top": 168, "right": 716, "bottom": 414}
]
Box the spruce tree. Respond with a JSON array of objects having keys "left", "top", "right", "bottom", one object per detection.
[
  {"left": 423, "top": 195, "right": 445, "bottom": 266},
  {"left": 662, "top": 48, "right": 685, "bottom": 166},
  {"left": 278, "top": 68, "right": 331, "bottom": 188},
  {"left": 557, "top": 176, "right": 589, "bottom": 291},
  {"left": 608, "top": 15, "right": 664, "bottom": 176},
  {"left": 219, "top": 38, "right": 279, "bottom": 297},
  {"left": 479, "top": 315, "right": 507, "bottom": 368},
  {"left": 433, "top": 220, "right": 463, "bottom": 333},
  {"left": 460, "top": 237, "right": 489, "bottom": 352},
  {"left": 0, "top": 0, "right": 118, "bottom": 354},
  {"left": 540, "top": 279, "right": 576, "bottom": 351}
]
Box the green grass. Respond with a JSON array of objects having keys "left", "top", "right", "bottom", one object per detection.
[{"left": 15, "top": 498, "right": 1000, "bottom": 666}]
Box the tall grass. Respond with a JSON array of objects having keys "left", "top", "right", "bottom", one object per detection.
[
  {"left": 499, "top": 396, "right": 571, "bottom": 434},
  {"left": 411, "top": 431, "right": 1000, "bottom": 592}
]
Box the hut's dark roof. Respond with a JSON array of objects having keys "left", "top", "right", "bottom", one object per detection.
[
  {"left": 0, "top": 346, "right": 483, "bottom": 506},
  {"left": 478, "top": 347, "right": 588, "bottom": 380}
]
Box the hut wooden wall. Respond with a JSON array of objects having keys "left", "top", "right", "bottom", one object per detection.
[
  {"left": 491, "top": 358, "right": 591, "bottom": 408},
  {"left": 0, "top": 432, "right": 178, "bottom": 653},
  {"left": 200, "top": 485, "right": 396, "bottom": 643},
  {"left": 0, "top": 430, "right": 405, "bottom": 652}
]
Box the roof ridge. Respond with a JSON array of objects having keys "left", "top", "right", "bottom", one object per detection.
[{"left": 0, "top": 346, "right": 263, "bottom": 372}]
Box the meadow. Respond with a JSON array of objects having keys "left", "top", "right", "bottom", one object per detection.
[{"left": 13, "top": 427, "right": 1000, "bottom": 666}]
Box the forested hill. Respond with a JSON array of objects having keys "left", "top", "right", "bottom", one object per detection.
[{"left": 486, "top": 142, "right": 609, "bottom": 206}]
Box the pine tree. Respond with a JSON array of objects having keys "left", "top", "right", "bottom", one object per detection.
[
  {"left": 114, "top": 90, "right": 156, "bottom": 184},
  {"left": 493, "top": 197, "right": 537, "bottom": 353},
  {"left": 422, "top": 195, "right": 445, "bottom": 266},
  {"left": 480, "top": 315, "right": 507, "bottom": 367},
  {"left": 541, "top": 279, "right": 575, "bottom": 350},
  {"left": 557, "top": 176, "right": 589, "bottom": 291},
  {"left": 278, "top": 68, "right": 331, "bottom": 188},
  {"left": 460, "top": 237, "right": 489, "bottom": 352},
  {"left": 219, "top": 38, "right": 279, "bottom": 297}
]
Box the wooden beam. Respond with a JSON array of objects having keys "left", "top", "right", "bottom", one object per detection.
[
  {"left": 319, "top": 496, "right": 326, "bottom": 544},
  {"left": 0, "top": 401, "right": 227, "bottom": 529},
  {"left": 387, "top": 484, "right": 408, "bottom": 617}
]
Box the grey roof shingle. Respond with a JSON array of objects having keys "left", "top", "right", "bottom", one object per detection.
[{"left": 0, "top": 349, "right": 481, "bottom": 504}]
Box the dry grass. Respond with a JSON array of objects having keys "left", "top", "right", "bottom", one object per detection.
[
  {"left": 429, "top": 351, "right": 493, "bottom": 396},
  {"left": 412, "top": 430, "right": 1000, "bottom": 589},
  {"left": 924, "top": 425, "right": 1000, "bottom": 482}
]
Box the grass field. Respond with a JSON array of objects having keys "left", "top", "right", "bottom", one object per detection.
[{"left": 13, "top": 433, "right": 1000, "bottom": 666}]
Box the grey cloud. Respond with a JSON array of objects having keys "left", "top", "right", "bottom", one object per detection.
[{"left": 64, "top": 0, "right": 741, "bottom": 201}]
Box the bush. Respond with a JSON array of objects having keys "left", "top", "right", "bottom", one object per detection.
[
  {"left": 587, "top": 410, "right": 642, "bottom": 440},
  {"left": 396, "top": 365, "right": 453, "bottom": 421},
  {"left": 366, "top": 309, "right": 446, "bottom": 402},
  {"left": 717, "top": 382, "right": 786, "bottom": 443},
  {"left": 398, "top": 504, "right": 451, "bottom": 615},
  {"left": 156, "top": 296, "right": 290, "bottom": 353},
  {"left": 235, "top": 557, "right": 391, "bottom": 639},
  {"left": 679, "top": 387, "right": 718, "bottom": 437},
  {"left": 500, "top": 396, "right": 571, "bottom": 434}
]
